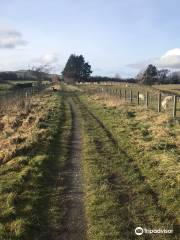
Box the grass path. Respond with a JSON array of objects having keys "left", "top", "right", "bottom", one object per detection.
[{"left": 0, "top": 87, "right": 178, "bottom": 239}]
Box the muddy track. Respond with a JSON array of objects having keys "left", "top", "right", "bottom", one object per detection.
[{"left": 58, "top": 97, "right": 86, "bottom": 240}]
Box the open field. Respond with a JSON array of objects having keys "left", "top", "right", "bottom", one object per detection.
[
  {"left": 0, "top": 81, "right": 35, "bottom": 91},
  {"left": 0, "top": 81, "right": 50, "bottom": 97},
  {"left": 0, "top": 84, "right": 179, "bottom": 239},
  {"left": 78, "top": 82, "right": 180, "bottom": 95},
  {"left": 0, "top": 83, "right": 12, "bottom": 92},
  {"left": 153, "top": 84, "right": 180, "bottom": 95}
]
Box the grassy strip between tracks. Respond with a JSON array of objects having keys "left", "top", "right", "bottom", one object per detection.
[
  {"left": 77, "top": 93, "right": 179, "bottom": 240},
  {"left": 0, "top": 91, "right": 72, "bottom": 240}
]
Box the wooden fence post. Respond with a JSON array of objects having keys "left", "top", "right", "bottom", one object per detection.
[
  {"left": 158, "top": 93, "right": 161, "bottom": 112},
  {"left": 146, "top": 91, "right": 149, "bottom": 108},
  {"left": 119, "top": 89, "right": 121, "bottom": 98},
  {"left": 137, "top": 91, "right": 139, "bottom": 105},
  {"left": 124, "top": 89, "right": 126, "bottom": 101},
  {"left": 173, "top": 95, "right": 177, "bottom": 117},
  {"left": 130, "top": 90, "right": 132, "bottom": 103}
]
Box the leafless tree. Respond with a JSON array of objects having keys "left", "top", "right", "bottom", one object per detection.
[{"left": 31, "top": 64, "right": 52, "bottom": 87}]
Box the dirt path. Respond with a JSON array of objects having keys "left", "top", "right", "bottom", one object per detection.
[{"left": 58, "top": 97, "right": 86, "bottom": 240}]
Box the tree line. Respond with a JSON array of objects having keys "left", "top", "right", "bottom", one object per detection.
[
  {"left": 1, "top": 55, "right": 180, "bottom": 86},
  {"left": 62, "top": 55, "right": 180, "bottom": 85},
  {"left": 137, "top": 64, "right": 180, "bottom": 85}
]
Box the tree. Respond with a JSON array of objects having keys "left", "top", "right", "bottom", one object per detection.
[
  {"left": 0, "top": 72, "right": 17, "bottom": 82},
  {"left": 170, "top": 72, "right": 180, "bottom": 84},
  {"left": 157, "top": 69, "right": 169, "bottom": 83},
  {"left": 31, "top": 64, "right": 51, "bottom": 87},
  {"left": 81, "top": 62, "right": 92, "bottom": 81},
  {"left": 138, "top": 64, "right": 157, "bottom": 85},
  {"left": 62, "top": 54, "right": 92, "bottom": 82}
]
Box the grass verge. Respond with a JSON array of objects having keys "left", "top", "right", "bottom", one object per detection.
[
  {"left": 75, "top": 92, "right": 179, "bottom": 240},
  {"left": 0, "top": 91, "right": 72, "bottom": 240}
]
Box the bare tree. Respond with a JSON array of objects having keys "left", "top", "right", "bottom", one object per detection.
[{"left": 31, "top": 64, "right": 51, "bottom": 88}]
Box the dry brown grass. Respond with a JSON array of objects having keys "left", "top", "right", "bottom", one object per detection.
[
  {"left": 0, "top": 90, "right": 56, "bottom": 163},
  {"left": 91, "top": 92, "right": 134, "bottom": 107}
]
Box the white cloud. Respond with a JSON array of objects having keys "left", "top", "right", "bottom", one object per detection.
[
  {"left": 128, "top": 48, "right": 180, "bottom": 70},
  {"left": 38, "top": 53, "right": 59, "bottom": 65},
  {"left": 155, "top": 48, "right": 180, "bottom": 69},
  {"left": 29, "top": 53, "right": 60, "bottom": 73},
  {"left": 0, "top": 27, "right": 27, "bottom": 49}
]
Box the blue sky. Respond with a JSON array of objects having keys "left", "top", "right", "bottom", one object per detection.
[{"left": 1, "top": 0, "right": 180, "bottom": 77}]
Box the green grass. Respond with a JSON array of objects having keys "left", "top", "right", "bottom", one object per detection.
[
  {"left": 0, "top": 80, "right": 50, "bottom": 92},
  {"left": 80, "top": 114, "right": 130, "bottom": 240},
  {"left": 1, "top": 85, "right": 179, "bottom": 239},
  {"left": 0, "top": 84, "right": 12, "bottom": 93},
  {"left": 75, "top": 92, "right": 179, "bottom": 240}
]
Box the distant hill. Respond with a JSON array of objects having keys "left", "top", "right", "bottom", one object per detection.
[{"left": 0, "top": 70, "right": 60, "bottom": 83}]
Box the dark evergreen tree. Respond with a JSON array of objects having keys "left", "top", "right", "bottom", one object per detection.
[
  {"left": 138, "top": 64, "right": 157, "bottom": 85},
  {"left": 62, "top": 54, "right": 92, "bottom": 82}
]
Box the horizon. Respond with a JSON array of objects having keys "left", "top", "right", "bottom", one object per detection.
[{"left": 1, "top": 0, "right": 180, "bottom": 77}]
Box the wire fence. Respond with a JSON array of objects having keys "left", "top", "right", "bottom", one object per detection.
[
  {"left": 0, "top": 84, "right": 52, "bottom": 114},
  {"left": 80, "top": 85, "right": 180, "bottom": 118}
]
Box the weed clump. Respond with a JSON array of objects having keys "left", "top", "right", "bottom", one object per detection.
[{"left": 126, "top": 111, "right": 136, "bottom": 118}]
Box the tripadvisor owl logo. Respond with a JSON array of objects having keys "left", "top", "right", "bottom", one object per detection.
[
  {"left": 135, "top": 227, "right": 143, "bottom": 235},
  {"left": 135, "top": 226, "right": 173, "bottom": 235}
]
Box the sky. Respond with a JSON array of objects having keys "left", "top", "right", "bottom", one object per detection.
[{"left": 1, "top": 0, "right": 180, "bottom": 77}]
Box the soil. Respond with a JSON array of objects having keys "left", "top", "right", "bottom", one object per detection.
[{"left": 58, "top": 98, "right": 86, "bottom": 240}]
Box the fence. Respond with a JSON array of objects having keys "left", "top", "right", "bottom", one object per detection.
[
  {"left": 82, "top": 86, "right": 180, "bottom": 118},
  {"left": 0, "top": 84, "right": 52, "bottom": 113}
]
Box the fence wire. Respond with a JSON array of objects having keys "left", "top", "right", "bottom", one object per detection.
[{"left": 80, "top": 85, "right": 180, "bottom": 118}]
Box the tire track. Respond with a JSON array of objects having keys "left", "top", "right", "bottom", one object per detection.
[{"left": 58, "top": 97, "right": 86, "bottom": 240}]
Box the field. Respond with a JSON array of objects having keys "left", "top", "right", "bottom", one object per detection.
[
  {"left": 153, "top": 84, "right": 180, "bottom": 95},
  {"left": 0, "top": 83, "right": 179, "bottom": 239},
  {"left": 0, "top": 80, "right": 50, "bottom": 96},
  {"left": 0, "top": 80, "right": 35, "bottom": 90}
]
